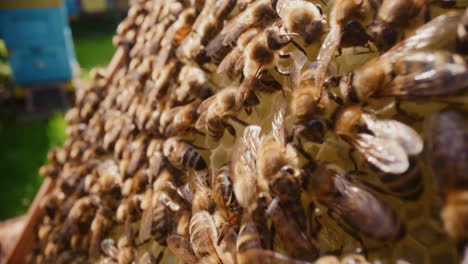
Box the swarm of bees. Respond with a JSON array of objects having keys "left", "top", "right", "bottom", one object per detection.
[{"left": 30, "top": 0, "right": 468, "bottom": 263}]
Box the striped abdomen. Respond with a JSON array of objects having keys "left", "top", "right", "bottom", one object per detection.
[
  {"left": 151, "top": 202, "right": 172, "bottom": 245},
  {"left": 377, "top": 158, "right": 424, "bottom": 200},
  {"left": 181, "top": 146, "right": 206, "bottom": 170}
]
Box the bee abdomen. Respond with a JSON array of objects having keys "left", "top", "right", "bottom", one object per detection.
[
  {"left": 207, "top": 119, "right": 225, "bottom": 140},
  {"left": 379, "top": 159, "right": 424, "bottom": 200},
  {"left": 151, "top": 204, "right": 172, "bottom": 245},
  {"left": 182, "top": 148, "right": 206, "bottom": 170}
]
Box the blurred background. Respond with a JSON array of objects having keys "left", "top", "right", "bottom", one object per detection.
[{"left": 0, "top": 0, "right": 129, "bottom": 221}]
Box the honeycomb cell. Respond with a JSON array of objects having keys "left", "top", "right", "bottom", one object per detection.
[
  {"left": 409, "top": 223, "right": 445, "bottom": 248},
  {"left": 429, "top": 247, "right": 457, "bottom": 264},
  {"left": 399, "top": 242, "right": 426, "bottom": 264}
]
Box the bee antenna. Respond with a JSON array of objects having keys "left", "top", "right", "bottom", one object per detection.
[{"left": 291, "top": 40, "right": 308, "bottom": 57}]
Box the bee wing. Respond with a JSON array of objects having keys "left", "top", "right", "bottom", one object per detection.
[
  {"left": 197, "top": 95, "right": 217, "bottom": 115},
  {"left": 89, "top": 209, "right": 104, "bottom": 259},
  {"left": 231, "top": 125, "right": 261, "bottom": 208},
  {"left": 149, "top": 152, "right": 164, "bottom": 178},
  {"left": 384, "top": 11, "right": 463, "bottom": 58},
  {"left": 315, "top": 25, "right": 342, "bottom": 93},
  {"left": 361, "top": 113, "right": 423, "bottom": 155},
  {"left": 236, "top": 74, "right": 256, "bottom": 108},
  {"left": 139, "top": 188, "right": 154, "bottom": 243},
  {"left": 221, "top": 0, "right": 269, "bottom": 46},
  {"left": 167, "top": 235, "right": 199, "bottom": 264},
  {"left": 218, "top": 48, "right": 243, "bottom": 75},
  {"left": 379, "top": 61, "right": 468, "bottom": 97},
  {"left": 351, "top": 133, "right": 410, "bottom": 174},
  {"left": 101, "top": 238, "right": 118, "bottom": 259},
  {"left": 290, "top": 50, "right": 308, "bottom": 91},
  {"left": 272, "top": 97, "right": 286, "bottom": 148},
  {"left": 233, "top": 53, "right": 247, "bottom": 76}
]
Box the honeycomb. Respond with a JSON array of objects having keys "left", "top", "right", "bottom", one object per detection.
[{"left": 29, "top": 0, "right": 468, "bottom": 263}]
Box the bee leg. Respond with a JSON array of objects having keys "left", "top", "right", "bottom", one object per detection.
[
  {"left": 155, "top": 249, "right": 165, "bottom": 264},
  {"left": 189, "top": 127, "right": 206, "bottom": 136},
  {"left": 245, "top": 106, "right": 253, "bottom": 115},
  {"left": 217, "top": 224, "right": 229, "bottom": 245},
  {"left": 275, "top": 65, "right": 290, "bottom": 76},
  {"left": 336, "top": 47, "right": 342, "bottom": 57},
  {"left": 269, "top": 223, "right": 276, "bottom": 250},
  {"left": 355, "top": 42, "right": 374, "bottom": 55},
  {"left": 228, "top": 115, "right": 249, "bottom": 126},
  {"left": 290, "top": 40, "right": 308, "bottom": 56},
  {"left": 348, "top": 149, "right": 360, "bottom": 171},
  {"left": 328, "top": 210, "right": 368, "bottom": 258},
  {"left": 225, "top": 122, "right": 237, "bottom": 137},
  {"left": 307, "top": 203, "right": 322, "bottom": 237},
  {"left": 326, "top": 91, "right": 343, "bottom": 105},
  {"left": 292, "top": 142, "right": 313, "bottom": 161},
  {"left": 395, "top": 101, "right": 424, "bottom": 122},
  {"left": 180, "top": 139, "right": 209, "bottom": 150}
]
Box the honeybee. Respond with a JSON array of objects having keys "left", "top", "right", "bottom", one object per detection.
[
  {"left": 256, "top": 100, "right": 299, "bottom": 197},
  {"left": 159, "top": 101, "right": 201, "bottom": 136},
  {"left": 196, "top": 86, "right": 244, "bottom": 140},
  {"left": 339, "top": 50, "right": 468, "bottom": 103},
  {"left": 379, "top": 10, "right": 467, "bottom": 56},
  {"left": 150, "top": 200, "right": 175, "bottom": 246},
  {"left": 124, "top": 135, "right": 148, "bottom": 178},
  {"left": 212, "top": 164, "right": 241, "bottom": 243},
  {"left": 315, "top": 0, "right": 379, "bottom": 90},
  {"left": 154, "top": 8, "right": 196, "bottom": 71},
  {"left": 367, "top": 0, "right": 428, "bottom": 52},
  {"left": 189, "top": 211, "right": 223, "bottom": 263},
  {"left": 266, "top": 198, "right": 319, "bottom": 261},
  {"left": 231, "top": 125, "right": 262, "bottom": 212},
  {"left": 89, "top": 207, "right": 113, "bottom": 259},
  {"left": 426, "top": 110, "right": 468, "bottom": 246},
  {"left": 235, "top": 213, "right": 265, "bottom": 264},
  {"left": 149, "top": 59, "right": 180, "bottom": 100},
  {"left": 272, "top": 0, "right": 326, "bottom": 45},
  {"left": 169, "top": 210, "right": 236, "bottom": 264},
  {"left": 116, "top": 194, "right": 142, "bottom": 223},
  {"left": 138, "top": 152, "right": 163, "bottom": 244},
  {"left": 175, "top": 65, "right": 213, "bottom": 103},
  {"left": 334, "top": 105, "right": 423, "bottom": 174},
  {"left": 205, "top": 0, "right": 276, "bottom": 64},
  {"left": 101, "top": 219, "right": 136, "bottom": 264},
  {"left": 163, "top": 137, "right": 207, "bottom": 170},
  {"left": 303, "top": 162, "right": 403, "bottom": 244},
  {"left": 236, "top": 25, "right": 297, "bottom": 106},
  {"left": 218, "top": 28, "right": 262, "bottom": 77},
  {"left": 39, "top": 163, "right": 60, "bottom": 179},
  {"left": 177, "top": 0, "right": 237, "bottom": 62},
  {"left": 289, "top": 50, "right": 340, "bottom": 145},
  {"left": 59, "top": 195, "right": 101, "bottom": 243}
]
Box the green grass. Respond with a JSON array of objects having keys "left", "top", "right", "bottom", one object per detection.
[
  {"left": 0, "top": 113, "right": 67, "bottom": 220},
  {"left": 0, "top": 20, "right": 115, "bottom": 220},
  {"left": 74, "top": 35, "right": 116, "bottom": 79}
]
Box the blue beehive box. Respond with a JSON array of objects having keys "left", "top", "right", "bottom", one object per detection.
[
  {"left": 0, "top": 0, "right": 77, "bottom": 84},
  {"left": 65, "top": 0, "right": 79, "bottom": 17}
]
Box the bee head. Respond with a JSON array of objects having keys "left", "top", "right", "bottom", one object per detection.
[
  {"left": 270, "top": 166, "right": 301, "bottom": 202},
  {"left": 266, "top": 26, "right": 292, "bottom": 50},
  {"left": 367, "top": 20, "right": 397, "bottom": 52}
]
